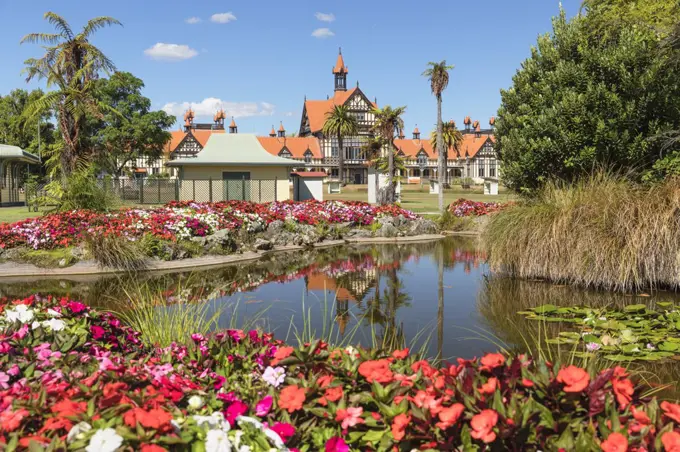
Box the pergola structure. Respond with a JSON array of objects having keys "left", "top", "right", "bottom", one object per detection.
[{"left": 0, "top": 144, "right": 40, "bottom": 207}]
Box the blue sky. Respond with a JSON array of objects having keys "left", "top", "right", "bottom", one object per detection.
[{"left": 0, "top": 0, "right": 580, "bottom": 135}]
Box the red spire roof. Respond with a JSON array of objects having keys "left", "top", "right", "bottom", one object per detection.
[
  {"left": 413, "top": 126, "right": 420, "bottom": 134},
  {"left": 269, "top": 125, "right": 276, "bottom": 136},
  {"left": 332, "top": 48, "right": 348, "bottom": 74},
  {"left": 489, "top": 116, "right": 496, "bottom": 126},
  {"left": 472, "top": 120, "right": 480, "bottom": 129},
  {"left": 279, "top": 122, "right": 285, "bottom": 132},
  {"left": 229, "top": 117, "right": 237, "bottom": 128},
  {"left": 464, "top": 116, "right": 471, "bottom": 126}
]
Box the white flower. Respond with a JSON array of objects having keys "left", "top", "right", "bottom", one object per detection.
[
  {"left": 205, "top": 429, "right": 232, "bottom": 452},
  {"left": 42, "top": 318, "right": 66, "bottom": 331},
  {"left": 47, "top": 309, "right": 61, "bottom": 317},
  {"left": 263, "top": 428, "right": 285, "bottom": 449},
  {"left": 345, "top": 345, "right": 358, "bottom": 360},
  {"left": 262, "top": 366, "right": 286, "bottom": 387},
  {"left": 193, "top": 411, "right": 229, "bottom": 430},
  {"left": 67, "top": 421, "right": 92, "bottom": 443},
  {"left": 86, "top": 428, "right": 123, "bottom": 452},
  {"left": 5, "top": 305, "right": 34, "bottom": 323},
  {"left": 188, "top": 395, "right": 205, "bottom": 410},
  {"left": 31, "top": 321, "right": 41, "bottom": 330},
  {"left": 236, "top": 415, "right": 264, "bottom": 430}
]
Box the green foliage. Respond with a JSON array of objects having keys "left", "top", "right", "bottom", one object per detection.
[
  {"left": 85, "top": 233, "right": 147, "bottom": 271},
  {"left": 371, "top": 105, "right": 406, "bottom": 203},
  {"left": 0, "top": 89, "right": 55, "bottom": 158},
  {"left": 581, "top": 0, "right": 680, "bottom": 34},
  {"left": 18, "top": 248, "right": 78, "bottom": 268},
  {"left": 520, "top": 302, "right": 680, "bottom": 362},
  {"left": 495, "top": 8, "right": 680, "bottom": 193},
  {"left": 323, "top": 105, "right": 359, "bottom": 184},
  {"left": 436, "top": 210, "right": 474, "bottom": 232},
  {"left": 57, "top": 170, "right": 120, "bottom": 212},
  {"left": 90, "top": 72, "right": 175, "bottom": 178}
]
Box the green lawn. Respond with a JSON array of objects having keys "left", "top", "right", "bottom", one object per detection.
[
  {"left": 0, "top": 206, "right": 44, "bottom": 224},
  {"left": 326, "top": 184, "right": 516, "bottom": 213}
]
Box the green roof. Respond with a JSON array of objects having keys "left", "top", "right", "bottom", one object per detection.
[{"left": 167, "top": 134, "right": 295, "bottom": 167}]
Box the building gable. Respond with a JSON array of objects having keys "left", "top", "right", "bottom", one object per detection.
[{"left": 172, "top": 132, "right": 203, "bottom": 158}]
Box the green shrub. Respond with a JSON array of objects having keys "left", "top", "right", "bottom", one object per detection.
[
  {"left": 138, "top": 234, "right": 171, "bottom": 260},
  {"left": 58, "top": 170, "right": 120, "bottom": 212},
  {"left": 482, "top": 173, "right": 680, "bottom": 291},
  {"left": 436, "top": 209, "right": 475, "bottom": 232},
  {"left": 172, "top": 240, "right": 204, "bottom": 259},
  {"left": 18, "top": 248, "right": 78, "bottom": 268},
  {"left": 85, "top": 234, "right": 147, "bottom": 271}
]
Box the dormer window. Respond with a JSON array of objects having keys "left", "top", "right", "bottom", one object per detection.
[
  {"left": 304, "top": 150, "right": 313, "bottom": 164},
  {"left": 279, "top": 149, "right": 292, "bottom": 159},
  {"left": 417, "top": 152, "right": 428, "bottom": 166}
]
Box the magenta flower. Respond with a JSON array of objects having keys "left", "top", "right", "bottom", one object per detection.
[
  {"left": 0, "top": 372, "right": 9, "bottom": 389},
  {"left": 325, "top": 437, "right": 349, "bottom": 452},
  {"left": 255, "top": 395, "right": 273, "bottom": 416},
  {"left": 90, "top": 326, "right": 105, "bottom": 340},
  {"left": 225, "top": 400, "right": 248, "bottom": 425},
  {"left": 270, "top": 422, "right": 295, "bottom": 441}
]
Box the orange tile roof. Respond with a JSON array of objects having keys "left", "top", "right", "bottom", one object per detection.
[
  {"left": 229, "top": 117, "right": 237, "bottom": 128},
  {"left": 192, "top": 129, "right": 225, "bottom": 147},
  {"left": 307, "top": 274, "right": 354, "bottom": 302},
  {"left": 394, "top": 133, "right": 493, "bottom": 160},
  {"left": 257, "top": 136, "right": 322, "bottom": 159},
  {"left": 164, "top": 129, "right": 225, "bottom": 155},
  {"left": 304, "top": 87, "right": 377, "bottom": 133},
  {"left": 278, "top": 122, "right": 285, "bottom": 132},
  {"left": 333, "top": 51, "right": 348, "bottom": 74}
]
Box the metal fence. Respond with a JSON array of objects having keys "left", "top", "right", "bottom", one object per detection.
[{"left": 98, "top": 178, "right": 281, "bottom": 205}]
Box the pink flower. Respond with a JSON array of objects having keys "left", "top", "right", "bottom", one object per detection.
[
  {"left": 0, "top": 372, "right": 9, "bottom": 389},
  {"left": 270, "top": 422, "right": 295, "bottom": 441},
  {"left": 90, "top": 326, "right": 105, "bottom": 340},
  {"left": 325, "top": 437, "right": 349, "bottom": 452},
  {"left": 335, "top": 407, "right": 364, "bottom": 430},
  {"left": 255, "top": 395, "right": 273, "bottom": 417},
  {"left": 225, "top": 401, "right": 248, "bottom": 425},
  {"left": 12, "top": 324, "right": 29, "bottom": 340},
  {"left": 0, "top": 343, "right": 10, "bottom": 354}
]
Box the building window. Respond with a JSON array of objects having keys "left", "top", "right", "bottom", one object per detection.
[
  {"left": 478, "top": 166, "right": 485, "bottom": 178},
  {"left": 331, "top": 146, "right": 339, "bottom": 157},
  {"left": 423, "top": 169, "right": 431, "bottom": 177},
  {"left": 331, "top": 168, "right": 339, "bottom": 177},
  {"left": 304, "top": 153, "right": 312, "bottom": 164},
  {"left": 489, "top": 163, "right": 496, "bottom": 178},
  {"left": 417, "top": 153, "right": 428, "bottom": 166},
  {"left": 413, "top": 169, "right": 420, "bottom": 177}
]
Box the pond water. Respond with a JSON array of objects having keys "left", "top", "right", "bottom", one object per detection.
[{"left": 2, "top": 237, "right": 680, "bottom": 367}]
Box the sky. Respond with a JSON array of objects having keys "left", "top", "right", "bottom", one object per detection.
[{"left": 0, "top": 0, "right": 581, "bottom": 136}]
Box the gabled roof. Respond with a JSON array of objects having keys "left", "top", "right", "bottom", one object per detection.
[
  {"left": 168, "top": 134, "right": 295, "bottom": 167},
  {"left": 257, "top": 137, "right": 322, "bottom": 159},
  {"left": 393, "top": 134, "right": 494, "bottom": 160},
  {"left": 304, "top": 87, "right": 377, "bottom": 133},
  {"left": 165, "top": 129, "right": 226, "bottom": 155}
]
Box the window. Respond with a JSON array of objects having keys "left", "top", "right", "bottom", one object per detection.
[
  {"left": 331, "top": 168, "right": 339, "bottom": 177},
  {"left": 304, "top": 153, "right": 312, "bottom": 164},
  {"left": 331, "top": 146, "right": 339, "bottom": 157},
  {"left": 280, "top": 150, "right": 292, "bottom": 159},
  {"left": 413, "top": 169, "right": 421, "bottom": 177},
  {"left": 417, "top": 153, "right": 428, "bottom": 166},
  {"left": 489, "top": 163, "right": 496, "bottom": 178},
  {"left": 478, "top": 166, "right": 485, "bottom": 178},
  {"left": 423, "top": 169, "right": 431, "bottom": 177}
]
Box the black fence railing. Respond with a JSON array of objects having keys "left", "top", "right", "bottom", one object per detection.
[{"left": 98, "top": 178, "right": 281, "bottom": 205}]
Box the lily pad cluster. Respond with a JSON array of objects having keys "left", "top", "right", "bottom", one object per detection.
[{"left": 519, "top": 302, "right": 680, "bottom": 361}]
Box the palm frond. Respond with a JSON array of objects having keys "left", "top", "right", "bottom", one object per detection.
[
  {"left": 80, "top": 16, "right": 122, "bottom": 40},
  {"left": 19, "top": 33, "right": 61, "bottom": 45},
  {"left": 44, "top": 12, "right": 74, "bottom": 40}
]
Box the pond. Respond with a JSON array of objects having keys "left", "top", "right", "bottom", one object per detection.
[{"left": 2, "top": 237, "right": 680, "bottom": 369}]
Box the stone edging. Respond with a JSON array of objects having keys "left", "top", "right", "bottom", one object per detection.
[{"left": 0, "top": 234, "right": 446, "bottom": 279}]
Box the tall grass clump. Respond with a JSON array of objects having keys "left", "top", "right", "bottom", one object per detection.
[
  {"left": 85, "top": 233, "right": 147, "bottom": 271},
  {"left": 482, "top": 173, "right": 680, "bottom": 291}
]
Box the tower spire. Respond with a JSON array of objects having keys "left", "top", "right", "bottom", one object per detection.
[{"left": 332, "top": 48, "right": 348, "bottom": 92}]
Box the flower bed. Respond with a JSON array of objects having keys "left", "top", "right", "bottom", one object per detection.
[
  {"left": 1, "top": 296, "right": 679, "bottom": 451},
  {"left": 448, "top": 199, "right": 507, "bottom": 217},
  {"left": 0, "top": 201, "right": 418, "bottom": 251}
]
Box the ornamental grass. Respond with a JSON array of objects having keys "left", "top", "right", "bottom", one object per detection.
[
  {"left": 2, "top": 295, "right": 680, "bottom": 451},
  {"left": 482, "top": 174, "right": 680, "bottom": 291}
]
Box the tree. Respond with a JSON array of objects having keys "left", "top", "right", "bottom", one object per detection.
[
  {"left": 90, "top": 72, "right": 175, "bottom": 179},
  {"left": 323, "top": 105, "right": 358, "bottom": 185},
  {"left": 21, "top": 12, "right": 122, "bottom": 177},
  {"left": 362, "top": 136, "right": 385, "bottom": 202},
  {"left": 495, "top": 8, "right": 680, "bottom": 193},
  {"left": 580, "top": 0, "right": 679, "bottom": 34},
  {"left": 423, "top": 61, "right": 454, "bottom": 212},
  {"left": 371, "top": 105, "right": 406, "bottom": 204},
  {"left": 430, "top": 120, "right": 464, "bottom": 176},
  {"left": 0, "top": 89, "right": 55, "bottom": 160}
]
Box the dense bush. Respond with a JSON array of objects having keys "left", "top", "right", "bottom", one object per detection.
[
  {"left": 495, "top": 7, "right": 680, "bottom": 193},
  {"left": 483, "top": 174, "right": 680, "bottom": 291},
  {"left": 2, "top": 295, "right": 680, "bottom": 451},
  {"left": 57, "top": 171, "right": 121, "bottom": 212}
]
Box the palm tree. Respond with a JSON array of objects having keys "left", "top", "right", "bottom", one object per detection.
[
  {"left": 423, "top": 61, "right": 454, "bottom": 213},
  {"left": 21, "top": 12, "right": 122, "bottom": 177},
  {"left": 361, "top": 136, "right": 385, "bottom": 202},
  {"left": 323, "top": 105, "right": 358, "bottom": 185},
  {"left": 431, "top": 120, "right": 464, "bottom": 184},
  {"left": 371, "top": 105, "right": 406, "bottom": 204}
]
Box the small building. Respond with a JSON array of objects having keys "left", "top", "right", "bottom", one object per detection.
[
  {"left": 167, "top": 134, "right": 294, "bottom": 202},
  {"left": 0, "top": 144, "right": 40, "bottom": 207},
  {"left": 291, "top": 172, "right": 325, "bottom": 201}
]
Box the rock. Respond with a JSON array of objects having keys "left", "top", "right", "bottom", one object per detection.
[
  {"left": 254, "top": 238, "right": 273, "bottom": 251},
  {"left": 205, "top": 229, "right": 233, "bottom": 250},
  {"left": 190, "top": 236, "right": 207, "bottom": 247},
  {"left": 346, "top": 228, "right": 373, "bottom": 239},
  {"left": 266, "top": 220, "right": 286, "bottom": 235},
  {"left": 58, "top": 258, "right": 68, "bottom": 268},
  {"left": 407, "top": 218, "right": 438, "bottom": 236},
  {"left": 377, "top": 223, "right": 399, "bottom": 238},
  {"left": 377, "top": 216, "right": 395, "bottom": 227},
  {"left": 393, "top": 215, "right": 408, "bottom": 228},
  {"left": 71, "top": 244, "right": 88, "bottom": 259},
  {"left": 293, "top": 224, "right": 319, "bottom": 246}
]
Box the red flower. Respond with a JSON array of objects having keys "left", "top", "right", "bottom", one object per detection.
[
  {"left": 124, "top": 408, "right": 173, "bottom": 430},
  {"left": 51, "top": 399, "right": 87, "bottom": 417},
  {"left": 358, "top": 359, "right": 394, "bottom": 384},
  {"left": 478, "top": 377, "right": 498, "bottom": 395},
  {"left": 317, "top": 375, "right": 333, "bottom": 388},
  {"left": 0, "top": 408, "right": 29, "bottom": 432},
  {"left": 521, "top": 378, "right": 535, "bottom": 388},
  {"left": 319, "top": 386, "right": 344, "bottom": 406},
  {"left": 480, "top": 353, "right": 506, "bottom": 371},
  {"left": 556, "top": 366, "right": 590, "bottom": 393},
  {"left": 141, "top": 445, "right": 167, "bottom": 452},
  {"left": 411, "top": 360, "right": 436, "bottom": 378},
  {"left": 436, "top": 403, "right": 465, "bottom": 430},
  {"left": 662, "top": 431, "right": 680, "bottom": 452},
  {"left": 600, "top": 432, "right": 628, "bottom": 452},
  {"left": 279, "top": 385, "right": 306, "bottom": 413},
  {"left": 612, "top": 378, "right": 634, "bottom": 410},
  {"left": 391, "top": 348, "right": 409, "bottom": 360},
  {"left": 325, "top": 437, "right": 349, "bottom": 452},
  {"left": 391, "top": 414, "right": 411, "bottom": 441},
  {"left": 39, "top": 416, "right": 73, "bottom": 433},
  {"left": 272, "top": 346, "right": 294, "bottom": 365},
  {"left": 662, "top": 401, "right": 680, "bottom": 423},
  {"left": 631, "top": 406, "right": 650, "bottom": 425},
  {"left": 470, "top": 410, "right": 498, "bottom": 443}
]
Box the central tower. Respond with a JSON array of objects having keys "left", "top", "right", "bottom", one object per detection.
[{"left": 332, "top": 48, "right": 348, "bottom": 91}]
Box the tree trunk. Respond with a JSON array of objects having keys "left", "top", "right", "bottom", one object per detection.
[
  {"left": 436, "top": 94, "right": 445, "bottom": 213},
  {"left": 338, "top": 133, "right": 345, "bottom": 185}
]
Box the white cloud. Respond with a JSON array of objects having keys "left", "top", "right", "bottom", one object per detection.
[
  {"left": 162, "top": 98, "right": 275, "bottom": 119},
  {"left": 284, "top": 111, "right": 295, "bottom": 117},
  {"left": 311, "top": 28, "right": 334, "bottom": 39},
  {"left": 144, "top": 43, "right": 198, "bottom": 61},
  {"left": 185, "top": 17, "right": 201, "bottom": 24},
  {"left": 315, "top": 12, "right": 335, "bottom": 22},
  {"left": 211, "top": 12, "right": 237, "bottom": 23}
]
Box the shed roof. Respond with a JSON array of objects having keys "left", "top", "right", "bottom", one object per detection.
[
  {"left": 167, "top": 134, "right": 294, "bottom": 167},
  {"left": 292, "top": 171, "right": 326, "bottom": 178},
  {"left": 0, "top": 144, "right": 40, "bottom": 164}
]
